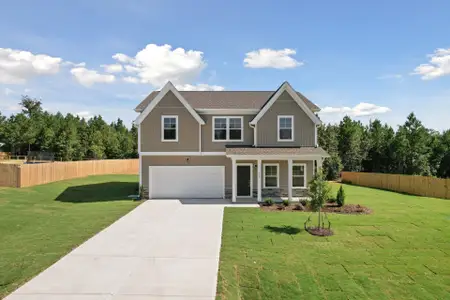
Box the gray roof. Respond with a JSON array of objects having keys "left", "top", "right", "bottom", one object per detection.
[
  {"left": 134, "top": 91, "right": 320, "bottom": 112},
  {"left": 226, "top": 147, "right": 329, "bottom": 157}
]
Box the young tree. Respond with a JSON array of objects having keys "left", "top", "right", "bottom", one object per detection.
[{"left": 308, "top": 170, "right": 332, "bottom": 228}]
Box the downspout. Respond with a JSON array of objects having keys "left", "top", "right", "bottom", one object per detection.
[
  {"left": 249, "top": 123, "right": 257, "bottom": 147},
  {"left": 199, "top": 123, "right": 202, "bottom": 153}
]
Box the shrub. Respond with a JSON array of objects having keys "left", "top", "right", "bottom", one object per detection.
[
  {"left": 300, "top": 199, "right": 308, "bottom": 206},
  {"left": 327, "top": 197, "right": 336, "bottom": 203},
  {"left": 139, "top": 185, "right": 145, "bottom": 200},
  {"left": 336, "top": 186, "right": 346, "bottom": 207},
  {"left": 264, "top": 198, "right": 274, "bottom": 206},
  {"left": 282, "top": 199, "right": 290, "bottom": 206}
]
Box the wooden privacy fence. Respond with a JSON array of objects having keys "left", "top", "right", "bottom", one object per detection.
[
  {"left": 0, "top": 159, "right": 138, "bottom": 188},
  {"left": 341, "top": 172, "right": 450, "bottom": 200}
]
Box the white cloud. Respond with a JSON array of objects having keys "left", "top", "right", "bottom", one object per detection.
[
  {"left": 413, "top": 48, "right": 450, "bottom": 80},
  {"left": 101, "top": 63, "right": 123, "bottom": 73},
  {"left": 243, "top": 48, "right": 303, "bottom": 69},
  {"left": 377, "top": 74, "right": 403, "bottom": 80},
  {"left": 114, "top": 44, "right": 206, "bottom": 87},
  {"left": 76, "top": 111, "right": 93, "bottom": 119},
  {"left": 320, "top": 102, "right": 391, "bottom": 117},
  {"left": 122, "top": 76, "right": 140, "bottom": 84},
  {"left": 70, "top": 67, "right": 116, "bottom": 87},
  {"left": 175, "top": 83, "right": 225, "bottom": 91},
  {"left": 0, "top": 48, "right": 62, "bottom": 84},
  {"left": 64, "top": 61, "right": 86, "bottom": 68}
]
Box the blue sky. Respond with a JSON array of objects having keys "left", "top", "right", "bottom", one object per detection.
[{"left": 1, "top": 0, "right": 449, "bottom": 130}]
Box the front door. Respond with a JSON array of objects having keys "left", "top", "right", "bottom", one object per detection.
[{"left": 237, "top": 165, "right": 252, "bottom": 197}]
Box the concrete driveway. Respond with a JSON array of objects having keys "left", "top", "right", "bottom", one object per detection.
[{"left": 6, "top": 199, "right": 257, "bottom": 300}]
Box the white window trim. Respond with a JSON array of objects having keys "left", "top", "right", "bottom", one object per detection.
[
  {"left": 212, "top": 116, "right": 244, "bottom": 142},
  {"left": 292, "top": 163, "right": 307, "bottom": 189},
  {"left": 161, "top": 115, "right": 178, "bottom": 142},
  {"left": 277, "top": 115, "right": 294, "bottom": 142},
  {"left": 263, "top": 163, "right": 279, "bottom": 188}
]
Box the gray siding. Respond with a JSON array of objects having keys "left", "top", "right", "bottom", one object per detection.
[
  {"left": 140, "top": 91, "right": 200, "bottom": 152},
  {"left": 257, "top": 91, "right": 316, "bottom": 147},
  {"left": 141, "top": 156, "right": 313, "bottom": 198},
  {"left": 200, "top": 115, "right": 255, "bottom": 152}
]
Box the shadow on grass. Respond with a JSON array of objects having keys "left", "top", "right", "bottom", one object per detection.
[
  {"left": 264, "top": 225, "right": 302, "bottom": 235},
  {"left": 55, "top": 182, "right": 138, "bottom": 203}
]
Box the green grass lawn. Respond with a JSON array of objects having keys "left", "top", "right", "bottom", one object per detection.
[
  {"left": 0, "top": 175, "right": 140, "bottom": 298},
  {"left": 217, "top": 184, "right": 450, "bottom": 300}
]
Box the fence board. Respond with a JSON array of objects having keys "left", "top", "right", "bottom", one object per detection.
[
  {"left": 0, "top": 164, "right": 19, "bottom": 187},
  {"left": 0, "top": 159, "right": 138, "bottom": 188},
  {"left": 341, "top": 172, "right": 450, "bottom": 200}
]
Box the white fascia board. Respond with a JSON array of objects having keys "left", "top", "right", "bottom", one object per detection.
[
  {"left": 250, "top": 82, "right": 322, "bottom": 126},
  {"left": 134, "top": 81, "right": 205, "bottom": 125},
  {"left": 140, "top": 152, "right": 226, "bottom": 156},
  {"left": 226, "top": 154, "right": 327, "bottom": 160}
]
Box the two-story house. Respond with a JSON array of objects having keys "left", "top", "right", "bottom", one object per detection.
[{"left": 134, "top": 81, "right": 329, "bottom": 202}]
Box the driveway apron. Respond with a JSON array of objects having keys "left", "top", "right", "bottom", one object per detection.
[{"left": 5, "top": 200, "right": 242, "bottom": 300}]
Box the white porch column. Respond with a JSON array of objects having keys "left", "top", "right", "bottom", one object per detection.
[
  {"left": 232, "top": 158, "right": 237, "bottom": 202},
  {"left": 288, "top": 159, "right": 293, "bottom": 201},
  {"left": 257, "top": 159, "right": 262, "bottom": 202}
]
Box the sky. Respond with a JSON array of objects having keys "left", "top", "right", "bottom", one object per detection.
[{"left": 1, "top": 0, "right": 450, "bottom": 131}]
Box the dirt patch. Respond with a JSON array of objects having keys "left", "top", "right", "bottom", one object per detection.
[
  {"left": 306, "top": 227, "right": 334, "bottom": 236},
  {"left": 260, "top": 202, "right": 372, "bottom": 215}
]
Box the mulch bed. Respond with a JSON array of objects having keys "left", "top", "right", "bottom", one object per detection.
[
  {"left": 306, "top": 227, "right": 334, "bottom": 236},
  {"left": 260, "top": 202, "right": 372, "bottom": 215}
]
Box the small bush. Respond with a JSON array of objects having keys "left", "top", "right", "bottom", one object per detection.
[
  {"left": 264, "top": 198, "right": 274, "bottom": 206},
  {"left": 139, "top": 185, "right": 145, "bottom": 200},
  {"left": 300, "top": 199, "right": 308, "bottom": 206},
  {"left": 282, "top": 199, "right": 290, "bottom": 206},
  {"left": 327, "top": 197, "right": 336, "bottom": 203},
  {"left": 336, "top": 186, "right": 345, "bottom": 207}
]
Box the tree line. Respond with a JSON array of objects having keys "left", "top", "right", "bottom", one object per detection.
[
  {"left": 0, "top": 96, "right": 449, "bottom": 179},
  {"left": 0, "top": 96, "right": 138, "bottom": 161},
  {"left": 319, "top": 113, "right": 450, "bottom": 179}
]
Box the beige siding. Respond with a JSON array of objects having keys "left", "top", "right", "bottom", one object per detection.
[
  {"left": 200, "top": 115, "right": 255, "bottom": 152},
  {"left": 257, "top": 91, "right": 316, "bottom": 147},
  {"left": 141, "top": 156, "right": 313, "bottom": 195},
  {"left": 140, "top": 91, "right": 200, "bottom": 152}
]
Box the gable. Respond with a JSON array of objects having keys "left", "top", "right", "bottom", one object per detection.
[
  {"left": 134, "top": 81, "right": 205, "bottom": 125},
  {"left": 259, "top": 91, "right": 314, "bottom": 126},
  {"left": 250, "top": 82, "right": 321, "bottom": 125},
  {"left": 156, "top": 91, "right": 185, "bottom": 108}
]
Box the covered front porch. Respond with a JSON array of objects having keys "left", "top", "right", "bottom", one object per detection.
[{"left": 226, "top": 147, "right": 329, "bottom": 202}]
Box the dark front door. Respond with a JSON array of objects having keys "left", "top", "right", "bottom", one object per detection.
[{"left": 237, "top": 165, "right": 251, "bottom": 197}]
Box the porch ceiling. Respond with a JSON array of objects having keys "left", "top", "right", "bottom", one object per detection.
[{"left": 225, "top": 146, "right": 329, "bottom": 157}]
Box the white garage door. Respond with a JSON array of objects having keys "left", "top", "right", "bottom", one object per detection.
[{"left": 149, "top": 166, "right": 225, "bottom": 199}]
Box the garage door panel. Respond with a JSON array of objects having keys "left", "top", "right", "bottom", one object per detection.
[{"left": 149, "top": 166, "right": 224, "bottom": 199}]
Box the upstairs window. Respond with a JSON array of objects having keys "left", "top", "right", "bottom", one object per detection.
[
  {"left": 213, "top": 117, "right": 243, "bottom": 141},
  {"left": 161, "top": 116, "right": 178, "bottom": 142},
  {"left": 278, "top": 115, "right": 294, "bottom": 141}
]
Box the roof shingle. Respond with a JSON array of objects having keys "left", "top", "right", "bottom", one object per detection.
[{"left": 134, "top": 91, "right": 319, "bottom": 112}]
